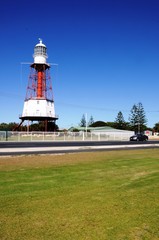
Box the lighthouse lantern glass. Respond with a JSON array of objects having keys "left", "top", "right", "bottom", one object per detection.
[
  {"left": 33, "top": 41, "right": 48, "bottom": 64},
  {"left": 34, "top": 46, "right": 47, "bottom": 58}
]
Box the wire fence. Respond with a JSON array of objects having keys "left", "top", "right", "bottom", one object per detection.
[{"left": 0, "top": 131, "right": 133, "bottom": 142}]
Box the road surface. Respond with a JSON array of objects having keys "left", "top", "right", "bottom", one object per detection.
[{"left": 0, "top": 140, "right": 159, "bottom": 156}]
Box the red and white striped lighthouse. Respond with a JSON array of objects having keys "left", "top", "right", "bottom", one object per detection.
[{"left": 19, "top": 39, "right": 58, "bottom": 131}]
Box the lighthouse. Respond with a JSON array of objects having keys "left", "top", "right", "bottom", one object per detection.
[{"left": 19, "top": 39, "right": 58, "bottom": 131}]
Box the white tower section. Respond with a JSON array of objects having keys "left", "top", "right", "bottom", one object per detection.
[
  {"left": 33, "top": 38, "right": 48, "bottom": 64},
  {"left": 20, "top": 39, "right": 58, "bottom": 127}
]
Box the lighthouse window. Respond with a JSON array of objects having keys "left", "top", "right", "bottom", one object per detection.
[{"left": 34, "top": 45, "right": 47, "bottom": 57}]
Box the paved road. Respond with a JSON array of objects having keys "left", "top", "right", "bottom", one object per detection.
[{"left": 0, "top": 140, "right": 159, "bottom": 156}]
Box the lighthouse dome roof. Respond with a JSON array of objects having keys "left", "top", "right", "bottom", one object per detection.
[{"left": 35, "top": 38, "right": 46, "bottom": 48}]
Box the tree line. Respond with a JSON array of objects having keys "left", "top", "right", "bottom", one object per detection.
[
  {"left": 0, "top": 121, "right": 59, "bottom": 132},
  {"left": 1, "top": 102, "right": 159, "bottom": 132},
  {"left": 79, "top": 102, "right": 158, "bottom": 133}
]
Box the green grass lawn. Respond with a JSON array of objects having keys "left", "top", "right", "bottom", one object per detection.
[{"left": 0, "top": 149, "right": 159, "bottom": 240}]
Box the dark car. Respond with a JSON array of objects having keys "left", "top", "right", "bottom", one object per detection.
[{"left": 130, "top": 134, "right": 148, "bottom": 141}]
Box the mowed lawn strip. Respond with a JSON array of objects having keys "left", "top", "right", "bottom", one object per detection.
[{"left": 0, "top": 149, "right": 159, "bottom": 240}]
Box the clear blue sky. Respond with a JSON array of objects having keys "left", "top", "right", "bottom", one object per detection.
[{"left": 1, "top": 0, "right": 159, "bottom": 128}]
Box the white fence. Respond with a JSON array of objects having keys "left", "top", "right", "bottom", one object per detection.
[{"left": 0, "top": 131, "right": 133, "bottom": 142}]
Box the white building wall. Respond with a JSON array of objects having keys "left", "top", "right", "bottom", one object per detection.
[
  {"left": 34, "top": 55, "right": 46, "bottom": 64},
  {"left": 22, "top": 99, "right": 56, "bottom": 118}
]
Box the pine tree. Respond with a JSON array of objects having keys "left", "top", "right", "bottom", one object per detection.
[
  {"left": 129, "top": 104, "right": 138, "bottom": 128},
  {"left": 129, "top": 102, "right": 147, "bottom": 133},
  {"left": 79, "top": 114, "right": 86, "bottom": 127},
  {"left": 88, "top": 115, "right": 94, "bottom": 126},
  {"left": 115, "top": 111, "right": 125, "bottom": 129}
]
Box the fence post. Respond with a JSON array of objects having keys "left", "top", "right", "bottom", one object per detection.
[
  {"left": 5, "top": 131, "right": 8, "bottom": 141},
  {"left": 18, "top": 132, "right": 20, "bottom": 142},
  {"left": 43, "top": 132, "right": 44, "bottom": 141},
  {"left": 82, "top": 132, "right": 84, "bottom": 141},
  {"left": 98, "top": 133, "right": 100, "bottom": 141}
]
